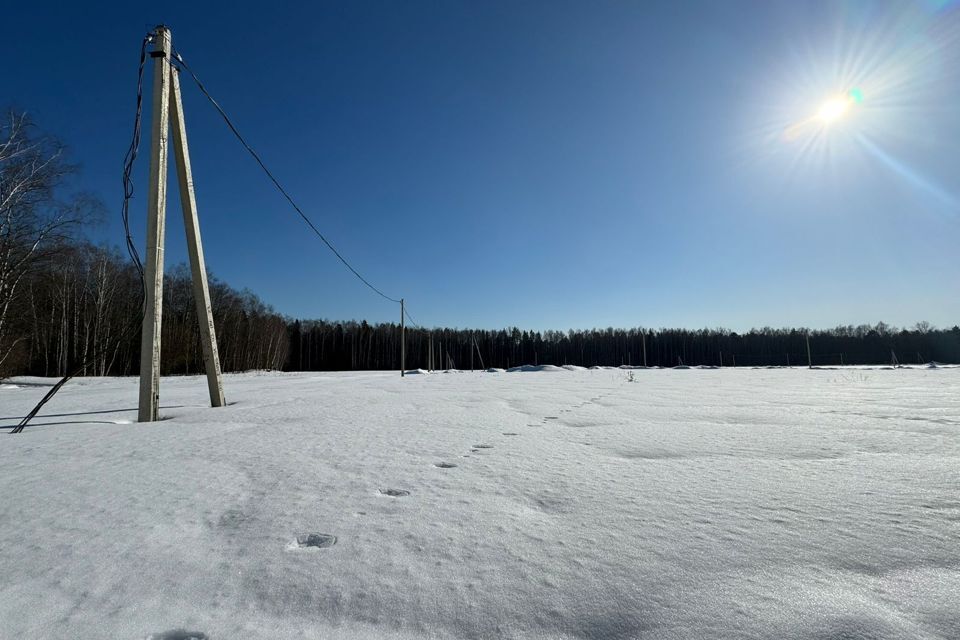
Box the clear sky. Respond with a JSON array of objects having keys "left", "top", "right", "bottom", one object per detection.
[{"left": 5, "top": 1, "right": 959, "bottom": 331}]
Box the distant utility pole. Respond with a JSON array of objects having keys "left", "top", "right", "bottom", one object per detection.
[
  {"left": 806, "top": 333, "right": 812, "bottom": 369},
  {"left": 139, "top": 25, "right": 225, "bottom": 422},
  {"left": 473, "top": 336, "right": 485, "bottom": 370},
  {"left": 400, "top": 299, "right": 405, "bottom": 377},
  {"left": 642, "top": 331, "right": 648, "bottom": 367}
]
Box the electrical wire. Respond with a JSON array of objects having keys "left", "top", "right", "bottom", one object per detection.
[
  {"left": 169, "top": 49, "right": 403, "bottom": 305},
  {"left": 10, "top": 34, "right": 426, "bottom": 434},
  {"left": 8, "top": 32, "right": 154, "bottom": 434},
  {"left": 404, "top": 308, "right": 422, "bottom": 330}
]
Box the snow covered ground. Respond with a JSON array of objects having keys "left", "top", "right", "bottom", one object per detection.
[{"left": 1, "top": 366, "right": 959, "bottom": 639}]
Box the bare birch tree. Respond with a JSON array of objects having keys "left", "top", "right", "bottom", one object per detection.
[{"left": 0, "top": 109, "right": 101, "bottom": 372}]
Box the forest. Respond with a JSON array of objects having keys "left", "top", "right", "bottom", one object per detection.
[
  {"left": 3, "top": 234, "right": 958, "bottom": 378},
  {"left": 2, "top": 107, "right": 959, "bottom": 378}
]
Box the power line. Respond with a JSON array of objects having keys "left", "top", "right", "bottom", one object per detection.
[
  {"left": 12, "top": 33, "right": 425, "bottom": 435},
  {"left": 404, "top": 308, "right": 422, "bottom": 330},
  {"left": 169, "top": 49, "right": 403, "bottom": 305}
]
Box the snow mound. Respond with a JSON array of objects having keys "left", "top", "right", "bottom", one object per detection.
[
  {"left": 506, "top": 364, "right": 565, "bottom": 373},
  {"left": 485, "top": 367, "right": 504, "bottom": 373},
  {"left": 0, "top": 384, "right": 20, "bottom": 390},
  {"left": 562, "top": 365, "right": 587, "bottom": 371},
  {"left": 404, "top": 369, "right": 429, "bottom": 375}
]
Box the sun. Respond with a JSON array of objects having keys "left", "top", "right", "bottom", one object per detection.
[{"left": 816, "top": 96, "right": 852, "bottom": 124}]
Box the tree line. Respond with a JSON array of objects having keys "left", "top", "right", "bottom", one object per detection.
[
  {"left": 2, "top": 107, "right": 958, "bottom": 377},
  {"left": 3, "top": 242, "right": 289, "bottom": 377},
  {"left": 6, "top": 245, "right": 959, "bottom": 378},
  {"left": 287, "top": 321, "right": 960, "bottom": 372}
]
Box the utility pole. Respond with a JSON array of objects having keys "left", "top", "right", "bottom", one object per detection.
[
  {"left": 400, "top": 299, "right": 405, "bottom": 377},
  {"left": 642, "top": 331, "right": 647, "bottom": 367},
  {"left": 139, "top": 26, "right": 225, "bottom": 422},
  {"left": 473, "top": 336, "right": 485, "bottom": 370},
  {"left": 139, "top": 26, "right": 172, "bottom": 423},
  {"left": 806, "top": 333, "right": 812, "bottom": 369},
  {"left": 170, "top": 64, "right": 225, "bottom": 409}
]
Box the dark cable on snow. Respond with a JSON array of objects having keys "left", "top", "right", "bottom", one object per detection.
[{"left": 8, "top": 32, "right": 154, "bottom": 434}]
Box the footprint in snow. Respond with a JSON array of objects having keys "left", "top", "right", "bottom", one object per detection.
[
  {"left": 217, "top": 509, "right": 248, "bottom": 529},
  {"left": 473, "top": 444, "right": 493, "bottom": 449},
  {"left": 435, "top": 462, "right": 457, "bottom": 468},
  {"left": 290, "top": 533, "right": 337, "bottom": 550},
  {"left": 503, "top": 432, "right": 519, "bottom": 436},
  {"left": 379, "top": 488, "right": 410, "bottom": 497},
  {"left": 147, "top": 630, "right": 208, "bottom": 640}
]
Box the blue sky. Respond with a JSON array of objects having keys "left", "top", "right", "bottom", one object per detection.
[{"left": 5, "top": 1, "right": 960, "bottom": 331}]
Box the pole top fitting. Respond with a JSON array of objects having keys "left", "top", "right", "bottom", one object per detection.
[{"left": 150, "top": 25, "right": 172, "bottom": 58}]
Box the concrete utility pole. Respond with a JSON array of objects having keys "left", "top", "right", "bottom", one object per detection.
[
  {"left": 170, "top": 65, "right": 225, "bottom": 409},
  {"left": 400, "top": 299, "right": 405, "bottom": 377},
  {"left": 806, "top": 333, "right": 813, "bottom": 369},
  {"left": 139, "top": 26, "right": 225, "bottom": 422},
  {"left": 139, "top": 27, "right": 172, "bottom": 423}
]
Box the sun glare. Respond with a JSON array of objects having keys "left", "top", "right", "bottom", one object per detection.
[{"left": 816, "top": 96, "right": 852, "bottom": 124}]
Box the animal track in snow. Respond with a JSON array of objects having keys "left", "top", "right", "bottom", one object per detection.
[
  {"left": 147, "top": 630, "right": 208, "bottom": 640},
  {"left": 435, "top": 462, "right": 457, "bottom": 468},
  {"left": 503, "top": 432, "right": 519, "bottom": 436},
  {"left": 217, "top": 509, "right": 248, "bottom": 529},
  {"left": 291, "top": 533, "right": 337, "bottom": 549},
  {"left": 473, "top": 444, "right": 494, "bottom": 449},
  {"left": 379, "top": 488, "right": 410, "bottom": 497}
]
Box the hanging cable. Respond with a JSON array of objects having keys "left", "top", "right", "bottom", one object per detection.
[
  {"left": 169, "top": 49, "right": 402, "bottom": 305},
  {"left": 404, "top": 307, "right": 422, "bottom": 330},
  {"left": 9, "top": 31, "right": 155, "bottom": 434}
]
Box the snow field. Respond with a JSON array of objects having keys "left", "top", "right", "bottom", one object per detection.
[{"left": 1, "top": 367, "right": 959, "bottom": 639}]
